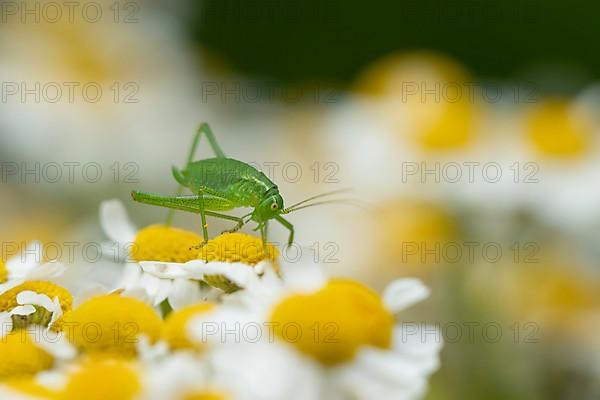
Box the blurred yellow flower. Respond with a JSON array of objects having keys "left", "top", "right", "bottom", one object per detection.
[
  {"left": 62, "top": 294, "right": 162, "bottom": 357},
  {"left": 164, "top": 303, "right": 216, "bottom": 351},
  {"left": 355, "top": 52, "right": 479, "bottom": 151},
  {"left": 524, "top": 99, "right": 594, "bottom": 158},
  {"left": 0, "top": 331, "right": 54, "bottom": 380},
  {"left": 270, "top": 279, "right": 393, "bottom": 366},
  {"left": 0, "top": 261, "right": 7, "bottom": 283},
  {"left": 492, "top": 262, "right": 600, "bottom": 338},
  {"left": 60, "top": 359, "right": 140, "bottom": 400},
  {"left": 183, "top": 391, "right": 228, "bottom": 400}
]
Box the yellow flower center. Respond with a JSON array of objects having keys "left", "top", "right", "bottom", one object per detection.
[
  {"left": 412, "top": 100, "right": 477, "bottom": 150},
  {"left": 0, "top": 281, "right": 72, "bottom": 330},
  {"left": 198, "top": 233, "right": 279, "bottom": 293},
  {"left": 61, "top": 295, "right": 163, "bottom": 358},
  {"left": 270, "top": 279, "right": 394, "bottom": 366},
  {"left": 525, "top": 99, "right": 593, "bottom": 158},
  {"left": 198, "top": 233, "right": 278, "bottom": 265},
  {"left": 183, "top": 391, "right": 227, "bottom": 400},
  {"left": 0, "top": 260, "right": 7, "bottom": 283},
  {"left": 60, "top": 360, "right": 140, "bottom": 400},
  {"left": 132, "top": 225, "right": 202, "bottom": 263},
  {"left": 164, "top": 303, "right": 215, "bottom": 351},
  {"left": 0, "top": 330, "right": 54, "bottom": 381}
]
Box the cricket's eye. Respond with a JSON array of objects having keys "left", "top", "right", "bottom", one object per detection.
[{"left": 271, "top": 203, "right": 278, "bottom": 210}]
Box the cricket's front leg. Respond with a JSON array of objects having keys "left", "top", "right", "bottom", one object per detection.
[
  {"left": 275, "top": 215, "right": 295, "bottom": 246},
  {"left": 221, "top": 218, "right": 245, "bottom": 234}
]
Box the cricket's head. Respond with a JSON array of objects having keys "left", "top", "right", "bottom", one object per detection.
[{"left": 253, "top": 194, "right": 284, "bottom": 222}]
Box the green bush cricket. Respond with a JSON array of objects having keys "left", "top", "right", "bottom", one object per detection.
[{"left": 131, "top": 123, "right": 349, "bottom": 248}]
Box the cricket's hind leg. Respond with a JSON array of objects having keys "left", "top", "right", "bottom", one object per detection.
[
  {"left": 193, "top": 123, "right": 226, "bottom": 159},
  {"left": 167, "top": 123, "right": 226, "bottom": 224}
]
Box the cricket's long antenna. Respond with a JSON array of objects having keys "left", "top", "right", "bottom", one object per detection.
[
  {"left": 282, "top": 198, "right": 369, "bottom": 214},
  {"left": 282, "top": 188, "right": 352, "bottom": 214}
]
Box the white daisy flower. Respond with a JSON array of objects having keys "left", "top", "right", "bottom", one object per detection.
[
  {"left": 189, "top": 263, "right": 443, "bottom": 400},
  {"left": 0, "top": 244, "right": 71, "bottom": 334},
  {"left": 100, "top": 199, "right": 277, "bottom": 309},
  {"left": 0, "top": 278, "right": 73, "bottom": 334},
  {"left": 0, "top": 0, "right": 210, "bottom": 179},
  {"left": 4, "top": 291, "right": 63, "bottom": 332},
  {"left": 492, "top": 97, "right": 600, "bottom": 232},
  {"left": 100, "top": 199, "right": 213, "bottom": 309}
]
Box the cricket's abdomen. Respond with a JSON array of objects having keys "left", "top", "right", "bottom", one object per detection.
[{"left": 178, "top": 158, "right": 276, "bottom": 207}]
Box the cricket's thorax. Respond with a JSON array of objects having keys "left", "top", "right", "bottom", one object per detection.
[{"left": 181, "top": 158, "right": 278, "bottom": 207}]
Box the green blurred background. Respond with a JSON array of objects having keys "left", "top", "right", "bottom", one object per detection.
[{"left": 191, "top": 0, "right": 600, "bottom": 90}]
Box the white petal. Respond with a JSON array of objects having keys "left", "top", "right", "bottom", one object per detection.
[
  {"left": 188, "top": 306, "right": 249, "bottom": 345},
  {"left": 16, "top": 291, "right": 55, "bottom": 311},
  {"left": 35, "top": 328, "right": 77, "bottom": 360},
  {"left": 139, "top": 261, "right": 191, "bottom": 279},
  {"left": 138, "top": 272, "right": 162, "bottom": 299},
  {"left": 74, "top": 284, "right": 107, "bottom": 307},
  {"left": 202, "top": 263, "right": 258, "bottom": 287},
  {"left": 335, "top": 325, "right": 444, "bottom": 400},
  {"left": 121, "top": 288, "right": 153, "bottom": 304},
  {"left": 168, "top": 279, "right": 203, "bottom": 310},
  {"left": 336, "top": 363, "right": 427, "bottom": 400},
  {"left": 0, "top": 279, "right": 23, "bottom": 296},
  {"left": 10, "top": 305, "right": 36, "bottom": 315},
  {"left": 137, "top": 335, "right": 169, "bottom": 363},
  {"left": 100, "top": 199, "right": 137, "bottom": 244},
  {"left": 6, "top": 241, "right": 42, "bottom": 277},
  {"left": 118, "top": 263, "right": 143, "bottom": 290},
  {"left": 153, "top": 279, "right": 173, "bottom": 306},
  {"left": 35, "top": 370, "right": 68, "bottom": 390},
  {"left": 210, "top": 341, "right": 321, "bottom": 400},
  {"left": 49, "top": 297, "right": 64, "bottom": 327},
  {"left": 25, "top": 261, "right": 67, "bottom": 281},
  {"left": 353, "top": 347, "right": 429, "bottom": 386},
  {"left": 391, "top": 325, "right": 443, "bottom": 373},
  {"left": 281, "top": 260, "right": 327, "bottom": 293},
  {"left": 143, "top": 260, "right": 260, "bottom": 289},
  {"left": 142, "top": 353, "right": 211, "bottom": 400},
  {"left": 382, "top": 278, "right": 430, "bottom": 313}
]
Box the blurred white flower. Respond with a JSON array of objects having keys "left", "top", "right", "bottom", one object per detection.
[
  {"left": 0, "top": 241, "right": 66, "bottom": 292},
  {"left": 0, "top": 0, "right": 209, "bottom": 182},
  {"left": 189, "top": 263, "right": 442, "bottom": 400},
  {"left": 141, "top": 352, "right": 227, "bottom": 400}
]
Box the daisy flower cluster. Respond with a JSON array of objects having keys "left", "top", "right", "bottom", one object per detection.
[{"left": 0, "top": 199, "right": 443, "bottom": 400}]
